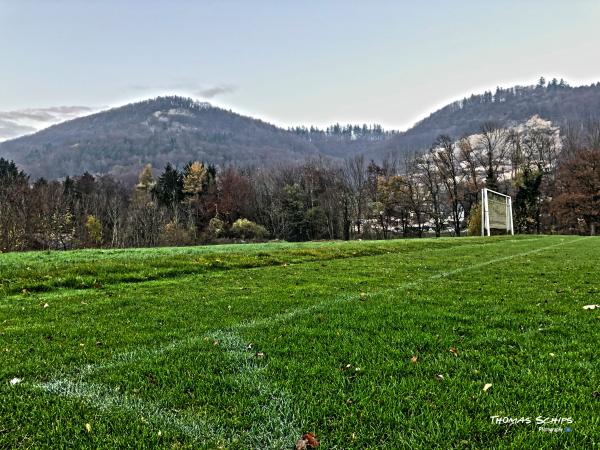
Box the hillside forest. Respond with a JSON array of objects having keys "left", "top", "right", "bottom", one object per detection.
[{"left": 1, "top": 114, "right": 600, "bottom": 252}]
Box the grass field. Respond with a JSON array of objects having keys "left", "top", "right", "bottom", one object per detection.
[{"left": 0, "top": 235, "right": 598, "bottom": 449}]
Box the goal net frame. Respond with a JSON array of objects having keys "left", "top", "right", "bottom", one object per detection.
[{"left": 481, "top": 188, "right": 514, "bottom": 236}]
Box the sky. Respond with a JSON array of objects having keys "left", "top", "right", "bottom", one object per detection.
[{"left": 1, "top": 0, "right": 600, "bottom": 140}]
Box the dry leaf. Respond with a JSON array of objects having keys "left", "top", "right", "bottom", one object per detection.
[
  {"left": 583, "top": 304, "right": 599, "bottom": 310},
  {"left": 43, "top": 303, "right": 49, "bottom": 308},
  {"left": 85, "top": 423, "right": 92, "bottom": 433},
  {"left": 435, "top": 374, "right": 445, "bottom": 381},
  {"left": 10, "top": 377, "right": 22, "bottom": 385},
  {"left": 295, "top": 432, "right": 320, "bottom": 450},
  {"left": 410, "top": 355, "right": 418, "bottom": 364},
  {"left": 213, "top": 339, "right": 219, "bottom": 346},
  {"left": 483, "top": 383, "right": 493, "bottom": 392},
  {"left": 449, "top": 347, "right": 458, "bottom": 356},
  {"left": 304, "top": 432, "right": 320, "bottom": 448},
  {"left": 255, "top": 352, "right": 265, "bottom": 358}
]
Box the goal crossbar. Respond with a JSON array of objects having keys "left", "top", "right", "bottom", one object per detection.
[{"left": 481, "top": 188, "right": 514, "bottom": 236}]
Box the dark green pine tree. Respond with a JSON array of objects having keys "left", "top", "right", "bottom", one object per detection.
[
  {"left": 153, "top": 163, "right": 184, "bottom": 209},
  {"left": 0, "top": 158, "right": 27, "bottom": 182},
  {"left": 514, "top": 166, "right": 544, "bottom": 233}
]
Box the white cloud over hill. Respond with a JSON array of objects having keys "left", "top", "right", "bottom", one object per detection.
[{"left": 0, "top": 106, "right": 94, "bottom": 142}]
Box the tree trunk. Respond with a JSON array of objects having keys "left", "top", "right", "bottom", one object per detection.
[{"left": 343, "top": 202, "right": 350, "bottom": 241}]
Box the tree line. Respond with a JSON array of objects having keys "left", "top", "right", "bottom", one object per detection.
[
  {"left": 1, "top": 118, "right": 599, "bottom": 252},
  {"left": 289, "top": 123, "right": 396, "bottom": 141}
]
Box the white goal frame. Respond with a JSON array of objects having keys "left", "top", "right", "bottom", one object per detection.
[{"left": 481, "top": 188, "right": 514, "bottom": 236}]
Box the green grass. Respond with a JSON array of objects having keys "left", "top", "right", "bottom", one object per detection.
[{"left": 0, "top": 236, "right": 598, "bottom": 449}]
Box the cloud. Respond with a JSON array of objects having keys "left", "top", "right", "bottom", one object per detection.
[
  {"left": 194, "top": 84, "right": 236, "bottom": 99},
  {"left": 0, "top": 120, "right": 37, "bottom": 141},
  {"left": 0, "top": 106, "right": 94, "bottom": 142},
  {"left": 129, "top": 81, "right": 236, "bottom": 99}
]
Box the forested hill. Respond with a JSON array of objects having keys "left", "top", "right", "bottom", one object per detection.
[
  {"left": 0, "top": 97, "right": 325, "bottom": 180},
  {"left": 366, "top": 79, "right": 600, "bottom": 160},
  {"left": 2, "top": 79, "right": 600, "bottom": 179}
]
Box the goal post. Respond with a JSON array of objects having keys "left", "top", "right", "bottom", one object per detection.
[{"left": 481, "top": 188, "right": 514, "bottom": 236}]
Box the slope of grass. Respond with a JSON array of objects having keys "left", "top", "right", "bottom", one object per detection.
[{"left": 0, "top": 235, "right": 598, "bottom": 448}]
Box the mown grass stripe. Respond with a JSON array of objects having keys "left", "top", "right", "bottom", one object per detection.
[{"left": 0, "top": 236, "right": 547, "bottom": 298}]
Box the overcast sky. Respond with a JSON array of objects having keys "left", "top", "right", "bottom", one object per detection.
[{"left": 1, "top": 0, "right": 600, "bottom": 136}]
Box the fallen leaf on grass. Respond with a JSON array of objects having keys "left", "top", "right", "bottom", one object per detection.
[
  {"left": 295, "top": 432, "right": 320, "bottom": 449},
  {"left": 255, "top": 352, "right": 265, "bottom": 359},
  {"left": 410, "top": 355, "right": 418, "bottom": 364},
  {"left": 9, "top": 378, "right": 22, "bottom": 385},
  {"left": 483, "top": 383, "right": 493, "bottom": 392},
  {"left": 435, "top": 374, "right": 445, "bottom": 381},
  {"left": 43, "top": 303, "right": 49, "bottom": 308},
  {"left": 583, "top": 304, "right": 599, "bottom": 310},
  {"left": 85, "top": 423, "right": 92, "bottom": 433},
  {"left": 213, "top": 339, "right": 220, "bottom": 346},
  {"left": 449, "top": 347, "right": 458, "bottom": 356}
]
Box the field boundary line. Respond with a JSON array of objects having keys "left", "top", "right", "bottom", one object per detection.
[
  {"left": 33, "top": 328, "right": 301, "bottom": 446},
  {"left": 32, "top": 378, "right": 222, "bottom": 441}
]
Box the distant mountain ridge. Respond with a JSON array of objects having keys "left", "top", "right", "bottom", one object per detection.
[
  {"left": 2, "top": 80, "right": 600, "bottom": 180},
  {"left": 0, "top": 97, "right": 324, "bottom": 180},
  {"left": 375, "top": 79, "right": 600, "bottom": 156}
]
